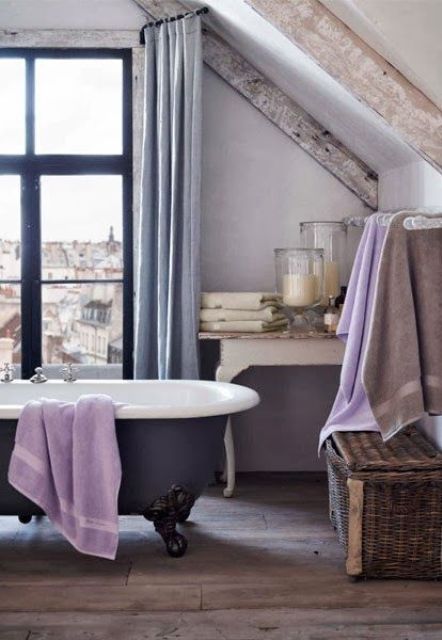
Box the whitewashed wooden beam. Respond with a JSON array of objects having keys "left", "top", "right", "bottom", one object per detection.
[
  {"left": 131, "top": 0, "right": 377, "bottom": 208},
  {"left": 0, "top": 30, "right": 140, "bottom": 48},
  {"left": 246, "top": 0, "right": 442, "bottom": 172}
]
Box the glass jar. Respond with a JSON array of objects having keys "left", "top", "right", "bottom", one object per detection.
[
  {"left": 300, "top": 221, "right": 347, "bottom": 305},
  {"left": 274, "top": 248, "right": 323, "bottom": 333}
]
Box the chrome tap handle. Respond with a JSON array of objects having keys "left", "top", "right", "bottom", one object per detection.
[
  {"left": 0, "top": 362, "right": 15, "bottom": 383},
  {"left": 60, "top": 363, "right": 79, "bottom": 383},
  {"left": 30, "top": 367, "right": 48, "bottom": 384}
]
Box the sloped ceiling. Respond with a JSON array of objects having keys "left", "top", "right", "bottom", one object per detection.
[
  {"left": 1, "top": 0, "right": 437, "bottom": 178},
  {"left": 184, "top": 0, "right": 419, "bottom": 173},
  {"left": 321, "top": 0, "right": 442, "bottom": 111}
]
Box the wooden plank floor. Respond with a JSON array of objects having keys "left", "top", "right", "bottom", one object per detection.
[{"left": 0, "top": 473, "right": 441, "bottom": 639}]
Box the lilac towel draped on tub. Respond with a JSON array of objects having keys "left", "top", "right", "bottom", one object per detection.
[
  {"left": 318, "top": 215, "right": 387, "bottom": 451},
  {"left": 8, "top": 395, "right": 121, "bottom": 560}
]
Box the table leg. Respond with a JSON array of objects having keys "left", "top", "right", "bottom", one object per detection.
[
  {"left": 216, "top": 364, "right": 247, "bottom": 498},
  {"left": 222, "top": 418, "right": 235, "bottom": 498}
]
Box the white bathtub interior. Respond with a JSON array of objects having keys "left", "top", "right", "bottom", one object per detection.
[{"left": 0, "top": 380, "right": 260, "bottom": 420}]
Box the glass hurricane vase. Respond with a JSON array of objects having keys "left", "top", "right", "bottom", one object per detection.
[{"left": 274, "top": 248, "right": 324, "bottom": 334}]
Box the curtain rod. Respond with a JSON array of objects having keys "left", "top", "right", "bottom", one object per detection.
[{"left": 140, "top": 7, "right": 209, "bottom": 44}]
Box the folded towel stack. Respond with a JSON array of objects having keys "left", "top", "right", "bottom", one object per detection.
[{"left": 200, "top": 292, "right": 287, "bottom": 333}]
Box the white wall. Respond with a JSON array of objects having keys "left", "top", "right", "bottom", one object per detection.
[
  {"left": 379, "top": 161, "right": 442, "bottom": 211},
  {"left": 201, "top": 68, "right": 368, "bottom": 291},
  {"left": 201, "top": 68, "right": 369, "bottom": 471}
]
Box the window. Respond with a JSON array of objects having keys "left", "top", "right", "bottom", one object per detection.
[{"left": 0, "top": 49, "right": 133, "bottom": 379}]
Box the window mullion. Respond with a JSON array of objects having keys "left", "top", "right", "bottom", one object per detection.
[
  {"left": 21, "top": 173, "right": 42, "bottom": 379},
  {"left": 21, "top": 55, "right": 41, "bottom": 379},
  {"left": 25, "top": 54, "right": 35, "bottom": 155},
  {"left": 122, "top": 50, "right": 133, "bottom": 379}
]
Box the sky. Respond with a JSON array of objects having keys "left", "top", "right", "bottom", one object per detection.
[{"left": 0, "top": 57, "right": 123, "bottom": 243}]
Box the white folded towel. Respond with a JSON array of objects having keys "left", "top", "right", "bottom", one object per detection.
[
  {"left": 201, "top": 292, "right": 282, "bottom": 311},
  {"left": 200, "top": 307, "right": 285, "bottom": 322},
  {"left": 200, "top": 319, "right": 288, "bottom": 333}
]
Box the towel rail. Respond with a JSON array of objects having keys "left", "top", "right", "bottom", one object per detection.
[
  {"left": 344, "top": 211, "right": 442, "bottom": 230},
  {"left": 403, "top": 215, "right": 442, "bottom": 230},
  {"left": 343, "top": 213, "right": 397, "bottom": 227}
]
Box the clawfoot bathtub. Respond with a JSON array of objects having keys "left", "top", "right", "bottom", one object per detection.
[{"left": 0, "top": 380, "right": 259, "bottom": 557}]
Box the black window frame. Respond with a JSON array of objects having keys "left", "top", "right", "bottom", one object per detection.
[{"left": 0, "top": 47, "right": 134, "bottom": 379}]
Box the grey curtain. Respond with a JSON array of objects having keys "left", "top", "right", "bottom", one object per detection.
[{"left": 135, "top": 15, "right": 202, "bottom": 380}]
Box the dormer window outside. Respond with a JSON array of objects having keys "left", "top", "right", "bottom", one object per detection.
[{"left": 0, "top": 49, "right": 133, "bottom": 378}]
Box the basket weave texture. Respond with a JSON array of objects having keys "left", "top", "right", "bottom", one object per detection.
[{"left": 326, "top": 427, "right": 442, "bottom": 579}]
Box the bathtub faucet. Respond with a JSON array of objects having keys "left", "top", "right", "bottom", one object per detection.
[
  {"left": 0, "top": 363, "right": 15, "bottom": 383},
  {"left": 30, "top": 367, "right": 48, "bottom": 384},
  {"left": 61, "top": 363, "right": 79, "bottom": 383}
]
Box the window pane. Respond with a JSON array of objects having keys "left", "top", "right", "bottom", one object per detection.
[
  {"left": 35, "top": 58, "right": 123, "bottom": 154},
  {"left": 0, "top": 283, "right": 21, "bottom": 366},
  {"left": 0, "top": 59, "right": 25, "bottom": 154},
  {"left": 40, "top": 176, "right": 123, "bottom": 279},
  {"left": 0, "top": 176, "right": 21, "bottom": 280},
  {"left": 42, "top": 283, "right": 123, "bottom": 366}
]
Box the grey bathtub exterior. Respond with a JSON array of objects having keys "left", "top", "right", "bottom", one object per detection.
[{"left": 0, "top": 415, "right": 227, "bottom": 556}]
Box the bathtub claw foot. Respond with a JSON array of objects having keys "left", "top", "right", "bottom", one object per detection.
[
  {"left": 18, "top": 515, "right": 32, "bottom": 524},
  {"left": 144, "top": 485, "right": 195, "bottom": 557},
  {"left": 176, "top": 507, "right": 192, "bottom": 524},
  {"left": 165, "top": 531, "right": 188, "bottom": 558},
  {"left": 172, "top": 485, "right": 195, "bottom": 522}
]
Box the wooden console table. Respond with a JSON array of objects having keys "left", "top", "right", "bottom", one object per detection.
[{"left": 199, "top": 330, "right": 345, "bottom": 497}]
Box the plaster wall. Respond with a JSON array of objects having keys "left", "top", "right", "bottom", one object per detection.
[
  {"left": 379, "top": 161, "right": 442, "bottom": 211},
  {"left": 201, "top": 69, "right": 369, "bottom": 471}
]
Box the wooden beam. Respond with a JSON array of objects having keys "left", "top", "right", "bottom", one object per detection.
[
  {"left": 132, "top": 0, "right": 377, "bottom": 208},
  {"left": 246, "top": 0, "right": 442, "bottom": 172},
  {"left": 0, "top": 29, "right": 140, "bottom": 48}
]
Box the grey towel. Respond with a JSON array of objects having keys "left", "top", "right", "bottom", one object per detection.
[{"left": 362, "top": 212, "right": 442, "bottom": 440}]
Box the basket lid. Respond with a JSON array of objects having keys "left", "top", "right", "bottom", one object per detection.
[{"left": 331, "top": 427, "right": 442, "bottom": 472}]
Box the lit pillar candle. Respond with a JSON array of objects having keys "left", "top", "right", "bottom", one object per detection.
[
  {"left": 322, "top": 260, "right": 340, "bottom": 304},
  {"left": 282, "top": 273, "right": 317, "bottom": 307}
]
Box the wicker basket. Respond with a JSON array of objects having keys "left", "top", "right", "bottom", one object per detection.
[{"left": 326, "top": 426, "right": 442, "bottom": 579}]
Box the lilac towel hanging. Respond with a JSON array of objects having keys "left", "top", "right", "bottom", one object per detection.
[
  {"left": 318, "top": 215, "right": 387, "bottom": 451},
  {"left": 8, "top": 395, "right": 121, "bottom": 560}
]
